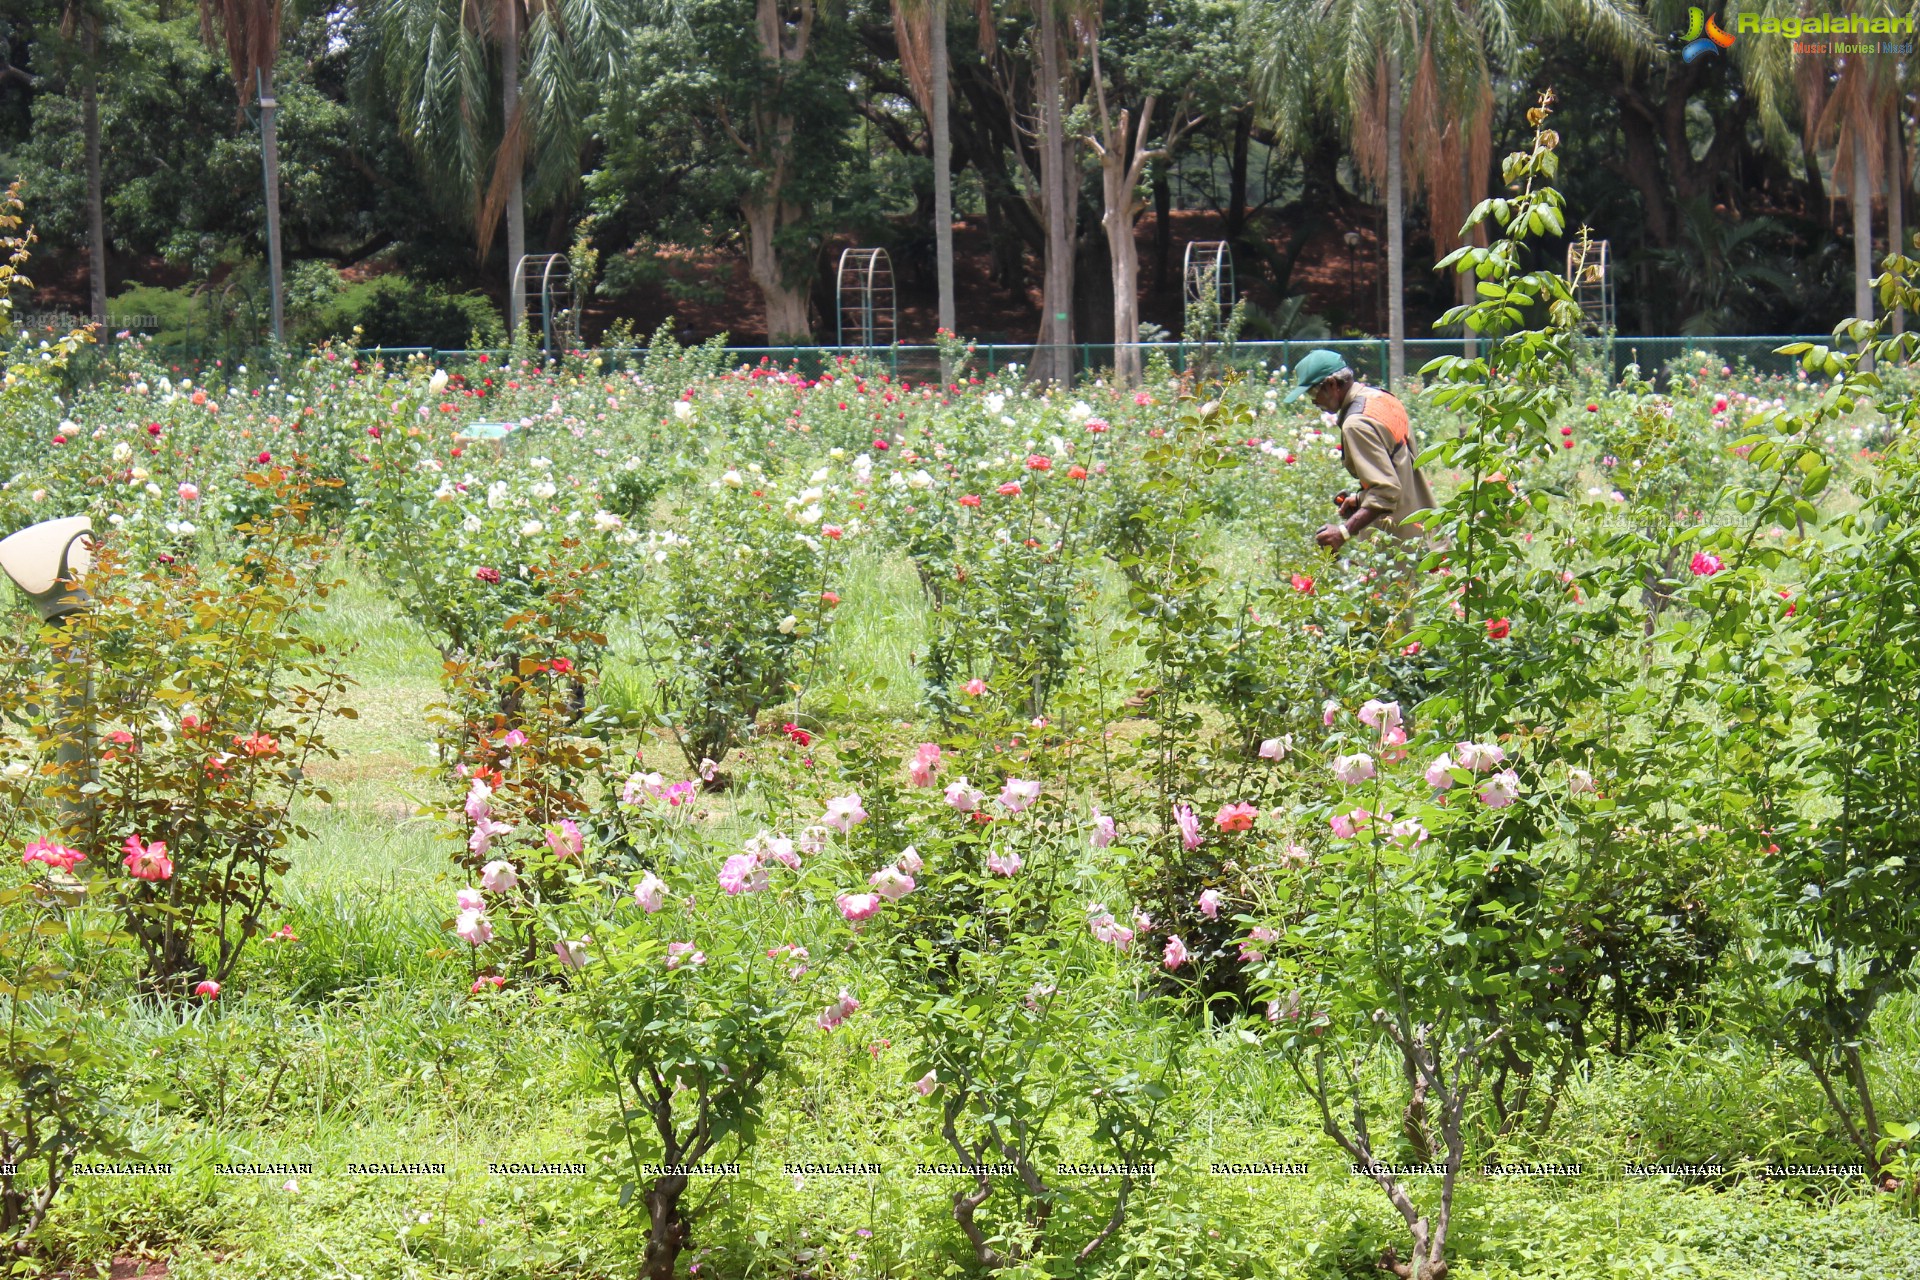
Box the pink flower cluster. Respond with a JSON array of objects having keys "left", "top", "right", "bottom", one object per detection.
[
  {"left": 907, "top": 742, "right": 942, "bottom": 787},
  {"left": 817, "top": 989, "right": 860, "bottom": 1031},
  {"left": 21, "top": 838, "right": 85, "bottom": 874},
  {"left": 1087, "top": 902, "right": 1136, "bottom": 950},
  {"left": 123, "top": 835, "right": 172, "bottom": 881}
]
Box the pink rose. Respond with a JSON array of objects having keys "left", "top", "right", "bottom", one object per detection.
[
  {"left": 837, "top": 892, "right": 883, "bottom": 923},
  {"left": 122, "top": 835, "right": 173, "bottom": 882},
  {"left": 869, "top": 865, "right": 916, "bottom": 900},
  {"left": 544, "top": 819, "right": 584, "bottom": 860},
  {"left": 1163, "top": 935, "right": 1190, "bottom": 969},
  {"left": 1089, "top": 807, "right": 1117, "bottom": 848},
  {"left": 633, "top": 871, "right": 667, "bottom": 912},
  {"left": 1174, "top": 804, "right": 1202, "bottom": 850},
  {"left": 1197, "top": 889, "right": 1221, "bottom": 920}
]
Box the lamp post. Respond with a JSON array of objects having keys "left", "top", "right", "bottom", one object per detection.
[{"left": 0, "top": 517, "right": 97, "bottom": 836}]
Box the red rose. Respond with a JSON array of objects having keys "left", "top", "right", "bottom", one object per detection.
[{"left": 1485, "top": 617, "right": 1511, "bottom": 640}]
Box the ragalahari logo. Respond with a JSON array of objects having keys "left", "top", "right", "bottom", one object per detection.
[{"left": 1680, "top": 7, "right": 1737, "bottom": 61}]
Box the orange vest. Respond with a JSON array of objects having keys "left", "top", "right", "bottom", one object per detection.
[{"left": 1347, "top": 388, "right": 1411, "bottom": 446}]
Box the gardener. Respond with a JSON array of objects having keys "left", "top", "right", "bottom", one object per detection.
[{"left": 1284, "top": 349, "right": 1436, "bottom": 555}]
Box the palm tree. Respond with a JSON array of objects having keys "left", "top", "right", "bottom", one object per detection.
[
  {"left": 197, "top": 0, "right": 285, "bottom": 341},
  {"left": 1252, "top": 0, "right": 1645, "bottom": 383},
  {"left": 1735, "top": 0, "right": 1917, "bottom": 329},
  {"left": 359, "top": 0, "right": 623, "bottom": 334}
]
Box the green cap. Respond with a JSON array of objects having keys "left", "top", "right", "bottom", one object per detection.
[{"left": 1284, "top": 349, "right": 1351, "bottom": 402}]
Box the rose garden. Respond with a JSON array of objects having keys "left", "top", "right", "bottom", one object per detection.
[{"left": 3, "top": 118, "right": 1920, "bottom": 1279}]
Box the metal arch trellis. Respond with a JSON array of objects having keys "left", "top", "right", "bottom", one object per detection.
[
  {"left": 1182, "top": 240, "right": 1235, "bottom": 327},
  {"left": 513, "top": 253, "right": 581, "bottom": 355},
  {"left": 835, "top": 248, "right": 896, "bottom": 351},
  {"left": 1566, "top": 236, "right": 1615, "bottom": 332}
]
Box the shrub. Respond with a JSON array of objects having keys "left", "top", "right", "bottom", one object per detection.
[{"left": 2, "top": 472, "right": 353, "bottom": 996}]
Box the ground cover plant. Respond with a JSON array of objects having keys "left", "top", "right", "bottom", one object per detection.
[{"left": 4, "top": 119, "right": 1920, "bottom": 1280}]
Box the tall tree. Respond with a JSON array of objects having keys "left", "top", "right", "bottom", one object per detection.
[
  {"left": 976, "top": 0, "right": 1082, "bottom": 381},
  {"left": 1076, "top": 0, "right": 1221, "bottom": 384},
  {"left": 360, "top": 0, "right": 621, "bottom": 334},
  {"left": 53, "top": 0, "right": 110, "bottom": 324},
  {"left": 197, "top": 0, "right": 285, "bottom": 340},
  {"left": 894, "top": 0, "right": 956, "bottom": 337},
  {"left": 1255, "top": 0, "right": 1644, "bottom": 380}
]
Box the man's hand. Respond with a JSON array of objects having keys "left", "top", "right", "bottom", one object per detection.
[
  {"left": 1314, "top": 523, "right": 1349, "bottom": 552},
  {"left": 1338, "top": 495, "right": 1362, "bottom": 519}
]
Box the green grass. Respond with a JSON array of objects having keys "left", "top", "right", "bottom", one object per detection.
[{"left": 23, "top": 554, "right": 1920, "bottom": 1280}]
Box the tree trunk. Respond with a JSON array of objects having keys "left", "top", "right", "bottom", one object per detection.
[
  {"left": 81, "top": 31, "right": 106, "bottom": 326},
  {"left": 1106, "top": 168, "right": 1142, "bottom": 384},
  {"left": 259, "top": 67, "right": 286, "bottom": 344},
  {"left": 1385, "top": 50, "right": 1405, "bottom": 387},
  {"left": 641, "top": 1177, "right": 690, "bottom": 1280},
  {"left": 1033, "top": 0, "right": 1075, "bottom": 384},
  {"left": 735, "top": 0, "right": 817, "bottom": 344},
  {"left": 1890, "top": 103, "right": 1906, "bottom": 335},
  {"left": 1852, "top": 122, "right": 1873, "bottom": 326},
  {"left": 1097, "top": 102, "right": 1151, "bottom": 386},
  {"left": 503, "top": 0, "right": 527, "bottom": 335},
  {"left": 1152, "top": 160, "right": 1171, "bottom": 289},
  {"left": 744, "top": 195, "right": 813, "bottom": 342},
  {"left": 1226, "top": 107, "right": 1252, "bottom": 241},
  {"left": 932, "top": 0, "right": 955, "bottom": 340}
]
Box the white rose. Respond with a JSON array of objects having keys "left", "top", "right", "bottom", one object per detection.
[
  {"left": 673, "top": 400, "right": 694, "bottom": 421},
  {"left": 721, "top": 469, "right": 744, "bottom": 488},
  {"left": 520, "top": 520, "right": 544, "bottom": 536},
  {"left": 429, "top": 369, "right": 449, "bottom": 392},
  {"left": 810, "top": 466, "right": 831, "bottom": 483},
  {"left": 112, "top": 442, "right": 132, "bottom": 463},
  {"left": 777, "top": 615, "right": 798, "bottom": 634},
  {"left": 531, "top": 481, "right": 557, "bottom": 500},
  {"left": 906, "top": 470, "right": 934, "bottom": 490},
  {"left": 593, "top": 511, "right": 624, "bottom": 532}
]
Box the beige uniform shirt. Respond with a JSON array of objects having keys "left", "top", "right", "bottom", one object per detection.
[{"left": 1336, "top": 383, "right": 1436, "bottom": 538}]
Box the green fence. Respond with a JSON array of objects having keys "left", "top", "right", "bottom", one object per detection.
[{"left": 66, "top": 333, "right": 1895, "bottom": 392}]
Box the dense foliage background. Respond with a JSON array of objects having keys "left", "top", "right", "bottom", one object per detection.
[{"left": 0, "top": 0, "right": 1914, "bottom": 355}]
